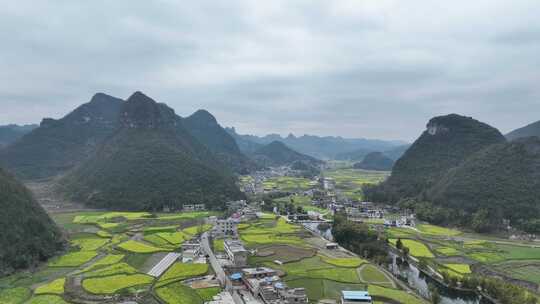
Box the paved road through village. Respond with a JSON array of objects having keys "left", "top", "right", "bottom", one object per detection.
[{"left": 201, "top": 232, "right": 246, "bottom": 304}]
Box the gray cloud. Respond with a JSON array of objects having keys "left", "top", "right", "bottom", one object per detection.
[{"left": 1, "top": 0, "right": 539, "bottom": 141}]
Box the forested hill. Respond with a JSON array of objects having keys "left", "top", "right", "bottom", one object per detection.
[
  {"left": 365, "top": 114, "right": 506, "bottom": 202},
  {"left": 58, "top": 92, "right": 243, "bottom": 211},
  {"left": 426, "top": 137, "right": 540, "bottom": 232},
  {"left": 0, "top": 167, "right": 64, "bottom": 276},
  {"left": 0, "top": 93, "right": 123, "bottom": 180},
  {"left": 183, "top": 110, "right": 257, "bottom": 174},
  {"left": 353, "top": 152, "right": 394, "bottom": 171},
  {"left": 0, "top": 124, "right": 37, "bottom": 148},
  {"left": 252, "top": 141, "right": 323, "bottom": 168},
  {"left": 506, "top": 120, "right": 540, "bottom": 141}
]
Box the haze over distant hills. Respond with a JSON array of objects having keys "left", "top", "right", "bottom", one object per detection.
[
  {"left": 0, "top": 167, "right": 63, "bottom": 275},
  {"left": 59, "top": 92, "right": 243, "bottom": 211},
  {"left": 0, "top": 124, "right": 37, "bottom": 148},
  {"left": 506, "top": 120, "right": 540, "bottom": 141},
  {"left": 226, "top": 127, "right": 406, "bottom": 160}
]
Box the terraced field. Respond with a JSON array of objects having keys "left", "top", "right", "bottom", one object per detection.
[{"left": 0, "top": 210, "right": 218, "bottom": 304}]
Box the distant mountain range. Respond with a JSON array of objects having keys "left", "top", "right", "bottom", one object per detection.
[
  {"left": 226, "top": 127, "right": 406, "bottom": 160},
  {"left": 0, "top": 167, "right": 64, "bottom": 276},
  {"left": 58, "top": 92, "right": 244, "bottom": 211},
  {"left": 0, "top": 124, "right": 37, "bottom": 147},
  {"left": 506, "top": 120, "right": 540, "bottom": 141},
  {"left": 365, "top": 114, "right": 540, "bottom": 233}
]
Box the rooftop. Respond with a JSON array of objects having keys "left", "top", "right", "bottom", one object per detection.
[
  {"left": 224, "top": 239, "right": 248, "bottom": 253},
  {"left": 341, "top": 291, "right": 371, "bottom": 301}
]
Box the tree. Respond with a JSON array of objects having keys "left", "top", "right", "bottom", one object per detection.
[
  {"left": 396, "top": 238, "right": 403, "bottom": 250},
  {"left": 402, "top": 246, "right": 410, "bottom": 258}
]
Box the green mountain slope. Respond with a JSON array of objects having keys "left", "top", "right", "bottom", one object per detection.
[
  {"left": 0, "top": 93, "right": 123, "bottom": 180},
  {"left": 58, "top": 92, "right": 243, "bottom": 211},
  {"left": 427, "top": 137, "right": 540, "bottom": 232},
  {"left": 183, "top": 110, "right": 257, "bottom": 174},
  {"left": 506, "top": 120, "right": 540, "bottom": 141},
  {"left": 252, "top": 141, "right": 323, "bottom": 168},
  {"left": 353, "top": 152, "right": 394, "bottom": 171},
  {"left": 0, "top": 167, "right": 63, "bottom": 276},
  {"left": 365, "top": 114, "right": 506, "bottom": 202}
]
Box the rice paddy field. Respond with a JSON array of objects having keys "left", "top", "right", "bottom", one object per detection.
[{"left": 0, "top": 210, "right": 218, "bottom": 304}]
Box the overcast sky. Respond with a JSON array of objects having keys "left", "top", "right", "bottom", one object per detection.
[{"left": 1, "top": 1, "right": 539, "bottom": 141}]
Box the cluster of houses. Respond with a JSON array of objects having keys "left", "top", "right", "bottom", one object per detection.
[{"left": 230, "top": 267, "right": 308, "bottom": 304}]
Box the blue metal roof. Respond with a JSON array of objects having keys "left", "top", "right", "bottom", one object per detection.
[
  {"left": 342, "top": 291, "right": 372, "bottom": 300},
  {"left": 230, "top": 273, "right": 242, "bottom": 280}
]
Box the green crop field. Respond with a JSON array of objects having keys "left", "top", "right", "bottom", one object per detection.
[
  {"left": 389, "top": 239, "right": 434, "bottom": 258},
  {"left": 143, "top": 225, "right": 177, "bottom": 234},
  {"left": 250, "top": 245, "right": 316, "bottom": 264},
  {"left": 156, "top": 282, "right": 204, "bottom": 304},
  {"left": 0, "top": 287, "right": 31, "bottom": 304},
  {"left": 26, "top": 295, "right": 70, "bottom": 304},
  {"left": 213, "top": 239, "right": 225, "bottom": 252},
  {"left": 497, "top": 244, "right": 540, "bottom": 260},
  {"left": 157, "top": 231, "right": 190, "bottom": 245},
  {"left": 84, "top": 263, "right": 138, "bottom": 278},
  {"left": 143, "top": 234, "right": 174, "bottom": 247},
  {"left": 118, "top": 240, "right": 170, "bottom": 253},
  {"left": 268, "top": 256, "right": 362, "bottom": 283},
  {"left": 416, "top": 224, "right": 461, "bottom": 236},
  {"left": 321, "top": 257, "right": 366, "bottom": 268},
  {"left": 360, "top": 265, "right": 391, "bottom": 284},
  {"left": 196, "top": 287, "right": 221, "bottom": 301},
  {"left": 157, "top": 263, "right": 209, "bottom": 287},
  {"left": 34, "top": 278, "right": 65, "bottom": 295},
  {"left": 71, "top": 238, "right": 109, "bottom": 251},
  {"left": 435, "top": 247, "right": 460, "bottom": 256},
  {"left": 48, "top": 251, "right": 98, "bottom": 267},
  {"left": 368, "top": 285, "right": 427, "bottom": 304},
  {"left": 182, "top": 224, "right": 212, "bottom": 236},
  {"left": 493, "top": 260, "right": 540, "bottom": 284},
  {"left": 262, "top": 176, "right": 313, "bottom": 192},
  {"left": 82, "top": 273, "right": 153, "bottom": 294},
  {"left": 79, "top": 254, "right": 124, "bottom": 273}
]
